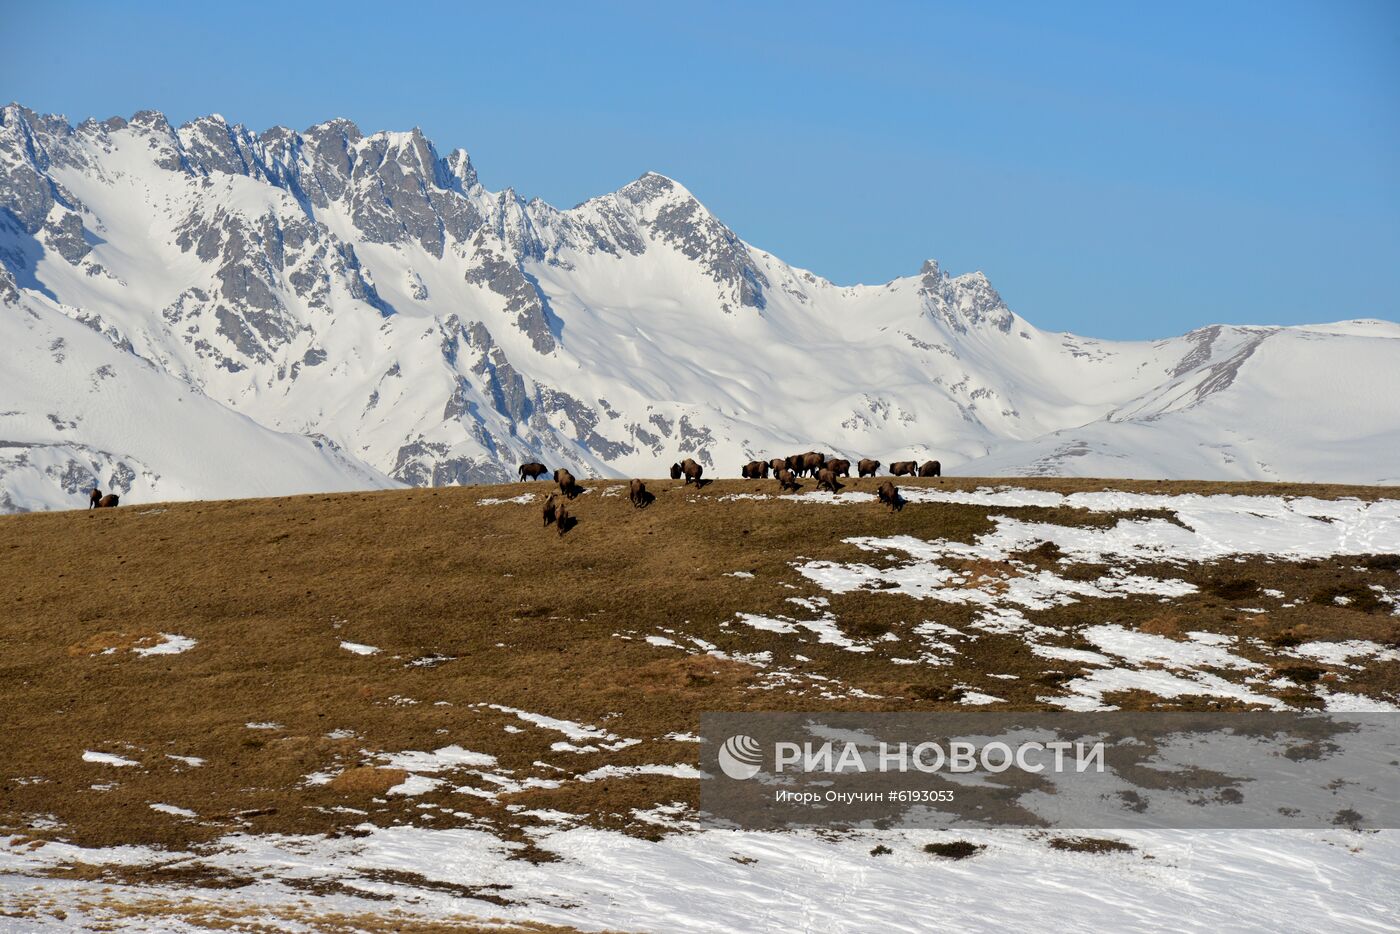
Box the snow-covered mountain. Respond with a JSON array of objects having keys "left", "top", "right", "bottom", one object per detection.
[{"left": 1, "top": 103, "right": 1396, "bottom": 511}]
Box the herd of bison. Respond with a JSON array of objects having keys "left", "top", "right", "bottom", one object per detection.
[
  {"left": 520, "top": 452, "right": 938, "bottom": 536},
  {"left": 79, "top": 451, "right": 939, "bottom": 535}
]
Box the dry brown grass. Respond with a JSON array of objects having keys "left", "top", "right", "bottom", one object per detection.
[
  {"left": 329, "top": 766, "right": 409, "bottom": 795},
  {"left": 2, "top": 888, "right": 603, "bottom": 932},
  {"left": 1, "top": 475, "right": 1396, "bottom": 858},
  {"left": 65, "top": 629, "right": 181, "bottom": 658},
  {"left": 1138, "top": 614, "right": 1186, "bottom": 637}
]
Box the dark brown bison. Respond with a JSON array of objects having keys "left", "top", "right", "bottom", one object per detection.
[
  {"left": 88, "top": 487, "right": 102, "bottom": 509},
  {"left": 826, "top": 458, "right": 851, "bottom": 478},
  {"left": 554, "top": 468, "right": 582, "bottom": 499},
  {"left": 97, "top": 493, "right": 120, "bottom": 508},
  {"left": 816, "top": 467, "right": 843, "bottom": 494},
  {"left": 670, "top": 462, "right": 683, "bottom": 480},
  {"left": 889, "top": 461, "right": 918, "bottom": 477},
  {"left": 768, "top": 457, "right": 786, "bottom": 475},
  {"left": 858, "top": 458, "right": 881, "bottom": 478},
  {"left": 542, "top": 493, "right": 559, "bottom": 526},
  {"left": 741, "top": 460, "right": 769, "bottom": 480},
  {"left": 555, "top": 502, "right": 575, "bottom": 537},
  {"left": 786, "top": 452, "right": 821, "bottom": 476},
  {"left": 629, "top": 478, "right": 654, "bottom": 509},
  {"left": 776, "top": 468, "right": 801, "bottom": 492},
  {"left": 519, "top": 462, "right": 548, "bottom": 481},
  {"left": 877, "top": 480, "right": 904, "bottom": 512},
  {"left": 678, "top": 457, "right": 704, "bottom": 485},
  {"left": 918, "top": 459, "right": 942, "bottom": 478}
]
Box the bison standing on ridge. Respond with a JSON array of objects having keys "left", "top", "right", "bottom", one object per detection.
[
  {"left": 858, "top": 458, "right": 881, "bottom": 478},
  {"left": 816, "top": 467, "right": 843, "bottom": 494},
  {"left": 88, "top": 488, "right": 102, "bottom": 509},
  {"left": 678, "top": 458, "right": 704, "bottom": 485},
  {"left": 670, "top": 462, "right": 683, "bottom": 480},
  {"left": 768, "top": 457, "right": 786, "bottom": 476},
  {"left": 629, "top": 479, "right": 654, "bottom": 508},
  {"left": 777, "top": 468, "right": 801, "bottom": 492},
  {"left": 519, "top": 462, "right": 548, "bottom": 481},
  {"left": 800, "top": 452, "right": 826, "bottom": 477},
  {"left": 826, "top": 458, "right": 851, "bottom": 478},
  {"left": 742, "top": 460, "right": 769, "bottom": 479},
  {"left": 889, "top": 461, "right": 918, "bottom": 477},
  {"left": 554, "top": 468, "right": 582, "bottom": 499},
  {"left": 97, "top": 493, "right": 120, "bottom": 508},
  {"left": 918, "top": 460, "right": 942, "bottom": 478},
  {"left": 877, "top": 480, "right": 904, "bottom": 512}
]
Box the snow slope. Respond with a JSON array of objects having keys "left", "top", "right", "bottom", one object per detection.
[
  {"left": 1, "top": 103, "right": 1397, "bottom": 511},
  {"left": 0, "top": 284, "right": 395, "bottom": 512},
  {"left": 4, "top": 825, "right": 1396, "bottom": 933}
]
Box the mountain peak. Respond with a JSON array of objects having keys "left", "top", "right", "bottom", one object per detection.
[
  {"left": 445, "top": 148, "right": 478, "bottom": 189},
  {"left": 303, "top": 117, "right": 364, "bottom": 143},
  {"left": 129, "top": 109, "right": 173, "bottom": 133},
  {"left": 618, "top": 171, "right": 695, "bottom": 205}
]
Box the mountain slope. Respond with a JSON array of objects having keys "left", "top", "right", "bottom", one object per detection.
[
  {"left": 2, "top": 479, "right": 1398, "bottom": 928},
  {"left": 2, "top": 103, "right": 1397, "bottom": 511}
]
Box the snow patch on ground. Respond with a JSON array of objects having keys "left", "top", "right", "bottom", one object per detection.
[
  {"left": 735, "top": 612, "right": 872, "bottom": 652},
  {"left": 1287, "top": 640, "right": 1400, "bottom": 667},
  {"left": 478, "top": 494, "right": 535, "bottom": 505},
  {"left": 378, "top": 746, "right": 498, "bottom": 773},
  {"left": 132, "top": 633, "right": 197, "bottom": 656},
  {"left": 1042, "top": 625, "right": 1287, "bottom": 711},
  {"left": 81, "top": 751, "right": 137, "bottom": 767}
]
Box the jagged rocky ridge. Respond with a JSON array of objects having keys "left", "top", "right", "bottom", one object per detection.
[{"left": 1, "top": 103, "right": 1398, "bottom": 510}]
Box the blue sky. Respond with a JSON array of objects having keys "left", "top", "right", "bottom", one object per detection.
[{"left": 3, "top": 0, "right": 1396, "bottom": 338}]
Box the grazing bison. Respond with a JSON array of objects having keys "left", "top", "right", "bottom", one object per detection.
[
  {"left": 88, "top": 488, "right": 102, "bottom": 509},
  {"left": 629, "top": 478, "right": 654, "bottom": 509},
  {"left": 768, "top": 457, "right": 786, "bottom": 475},
  {"left": 742, "top": 460, "right": 769, "bottom": 480},
  {"left": 918, "top": 459, "right": 942, "bottom": 478},
  {"left": 889, "top": 461, "right": 918, "bottom": 477},
  {"left": 554, "top": 468, "right": 582, "bottom": 499},
  {"left": 816, "top": 467, "right": 843, "bottom": 494},
  {"left": 877, "top": 480, "right": 904, "bottom": 512},
  {"left": 542, "top": 493, "right": 560, "bottom": 526},
  {"left": 519, "top": 462, "right": 548, "bottom": 481},
  {"left": 785, "top": 452, "right": 824, "bottom": 474},
  {"left": 777, "top": 468, "right": 801, "bottom": 492},
  {"left": 826, "top": 458, "right": 851, "bottom": 478},
  {"left": 858, "top": 458, "right": 881, "bottom": 478},
  {"left": 678, "top": 457, "right": 704, "bottom": 485},
  {"left": 97, "top": 493, "right": 120, "bottom": 508}
]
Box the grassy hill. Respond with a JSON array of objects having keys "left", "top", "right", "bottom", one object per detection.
[{"left": 2, "top": 475, "right": 1398, "bottom": 884}]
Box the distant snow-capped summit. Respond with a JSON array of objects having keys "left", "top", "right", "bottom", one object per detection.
[{"left": 1, "top": 103, "right": 1396, "bottom": 511}]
